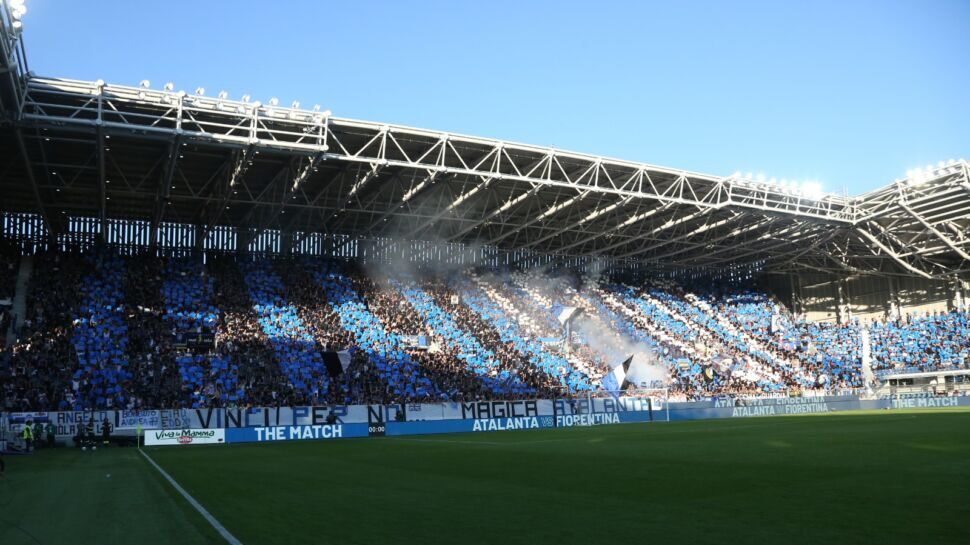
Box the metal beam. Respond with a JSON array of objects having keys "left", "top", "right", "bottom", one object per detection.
[
  {"left": 519, "top": 195, "right": 634, "bottom": 251},
  {"left": 13, "top": 128, "right": 54, "bottom": 245},
  {"left": 899, "top": 202, "right": 970, "bottom": 263},
  {"left": 485, "top": 188, "right": 589, "bottom": 246},
  {"left": 249, "top": 152, "right": 326, "bottom": 248},
  {"left": 591, "top": 207, "right": 714, "bottom": 256},
  {"left": 18, "top": 77, "right": 857, "bottom": 224},
  {"left": 197, "top": 146, "right": 255, "bottom": 249},
  {"left": 150, "top": 134, "right": 182, "bottom": 248},
  {"left": 854, "top": 226, "right": 934, "bottom": 279},
  {"left": 445, "top": 182, "right": 541, "bottom": 242}
]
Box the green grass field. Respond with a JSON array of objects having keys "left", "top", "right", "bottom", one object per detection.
[{"left": 2, "top": 409, "right": 969, "bottom": 545}]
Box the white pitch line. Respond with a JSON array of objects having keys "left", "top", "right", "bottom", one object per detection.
[{"left": 140, "top": 449, "right": 243, "bottom": 545}]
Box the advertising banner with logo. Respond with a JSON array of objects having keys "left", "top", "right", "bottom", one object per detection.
[{"left": 144, "top": 428, "right": 225, "bottom": 446}]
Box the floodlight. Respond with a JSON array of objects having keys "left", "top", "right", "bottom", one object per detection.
[
  {"left": 241, "top": 94, "right": 251, "bottom": 102},
  {"left": 801, "top": 181, "right": 823, "bottom": 200},
  {"left": 11, "top": 20, "right": 22, "bottom": 29},
  {"left": 195, "top": 87, "right": 205, "bottom": 96},
  {"left": 96, "top": 79, "right": 105, "bottom": 87},
  {"left": 323, "top": 110, "right": 332, "bottom": 117},
  {"left": 269, "top": 97, "right": 279, "bottom": 106},
  {"left": 745, "top": 172, "right": 753, "bottom": 180},
  {"left": 139, "top": 80, "right": 150, "bottom": 88},
  {"left": 10, "top": 0, "right": 26, "bottom": 7},
  {"left": 313, "top": 105, "right": 321, "bottom": 112},
  {"left": 218, "top": 90, "right": 228, "bottom": 99},
  {"left": 164, "top": 82, "right": 174, "bottom": 91},
  {"left": 291, "top": 100, "right": 300, "bottom": 109},
  {"left": 756, "top": 174, "right": 766, "bottom": 183}
]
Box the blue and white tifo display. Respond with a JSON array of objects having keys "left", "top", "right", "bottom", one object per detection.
[{"left": 4, "top": 395, "right": 970, "bottom": 446}]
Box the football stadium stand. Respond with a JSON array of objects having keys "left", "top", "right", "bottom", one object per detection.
[
  {"left": 0, "top": 6, "right": 968, "bottom": 411},
  {"left": 2, "top": 254, "right": 968, "bottom": 410}
]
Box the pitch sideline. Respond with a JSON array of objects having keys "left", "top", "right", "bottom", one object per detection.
[{"left": 139, "top": 449, "right": 244, "bottom": 545}]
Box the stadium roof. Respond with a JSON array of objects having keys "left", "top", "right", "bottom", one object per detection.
[{"left": 1, "top": 8, "right": 968, "bottom": 279}]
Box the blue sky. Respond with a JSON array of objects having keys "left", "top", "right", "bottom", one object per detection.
[{"left": 16, "top": 0, "right": 970, "bottom": 195}]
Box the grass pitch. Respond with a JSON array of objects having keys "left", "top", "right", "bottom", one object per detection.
[{"left": 2, "top": 409, "right": 969, "bottom": 545}]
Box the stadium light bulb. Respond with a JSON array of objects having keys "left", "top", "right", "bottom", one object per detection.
[
  {"left": 164, "top": 82, "right": 174, "bottom": 91},
  {"left": 218, "top": 90, "right": 228, "bottom": 99},
  {"left": 269, "top": 97, "right": 279, "bottom": 106},
  {"left": 756, "top": 174, "right": 766, "bottom": 183},
  {"left": 195, "top": 87, "right": 205, "bottom": 96},
  {"left": 291, "top": 100, "right": 300, "bottom": 109},
  {"left": 241, "top": 94, "right": 251, "bottom": 102},
  {"left": 10, "top": 0, "right": 26, "bottom": 7},
  {"left": 11, "top": 20, "right": 22, "bottom": 29},
  {"left": 323, "top": 110, "right": 332, "bottom": 117},
  {"left": 139, "top": 80, "right": 150, "bottom": 88}
]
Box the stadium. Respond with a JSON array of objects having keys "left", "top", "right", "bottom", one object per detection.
[{"left": 1, "top": 2, "right": 969, "bottom": 544}]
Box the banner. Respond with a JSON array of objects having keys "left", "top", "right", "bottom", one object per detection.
[
  {"left": 8, "top": 395, "right": 970, "bottom": 445},
  {"left": 145, "top": 428, "right": 225, "bottom": 446},
  {"left": 225, "top": 423, "right": 368, "bottom": 443},
  {"left": 117, "top": 410, "right": 163, "bottom": 430}
]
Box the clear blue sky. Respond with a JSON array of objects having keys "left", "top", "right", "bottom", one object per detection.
[{"left": 16, "top": 0, "right": 970, "bottom": 195}]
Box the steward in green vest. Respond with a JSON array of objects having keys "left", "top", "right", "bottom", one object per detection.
[{"left": 22, "top": 421, "right": 34, "bottom": 452}]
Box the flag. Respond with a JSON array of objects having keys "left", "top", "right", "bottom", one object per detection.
[
  {"left": 600, "top": 354, "right": 633, "bottom": 400},
  {"left": 557, "top": 306, "right": 582, "bottom": 325},
  {"left": 323, "top": 350, "right": 352, "bottom": 377}
]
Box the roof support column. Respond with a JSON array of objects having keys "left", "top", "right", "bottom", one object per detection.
[
  {"left": 94, "top": 80, "right": 108, "bottom": 243},
  {"left": 886, "top": 276, "right": 901, "bottom": 321},
  {"left": 836, "top": 275, "right": 851, "bottom": 325},
  {"left": 946, "top": 276, "right": 964, "bottom": 312}
]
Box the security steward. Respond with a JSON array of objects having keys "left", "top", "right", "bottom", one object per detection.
[{"left": 22, "top": 420, "right": 34, "bottom": 452}]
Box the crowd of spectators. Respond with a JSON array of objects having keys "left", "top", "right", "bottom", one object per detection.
[
  {"left": 870, "top": 309, "right": 970, "bottom": 375},
  {"left": 207, "top": 255, "right": 297, "bottom": 406},
  {"left": 2, "top": 249, "right": 969, "bottom": 411},
  {"left": 457, "top": 278, "right": 594, "bottom": 394},
  {"left": 392, "top": 277, "right": 535, "bottom": 397},
  {"left": 2, "top": 252, "right": 82, "bottom": 410},
  {"left": 241, "top": 260, "right": 330, "bottom": 404},
  {"left": 354, "top": 272, "right": 523, "bottom": 401}
]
